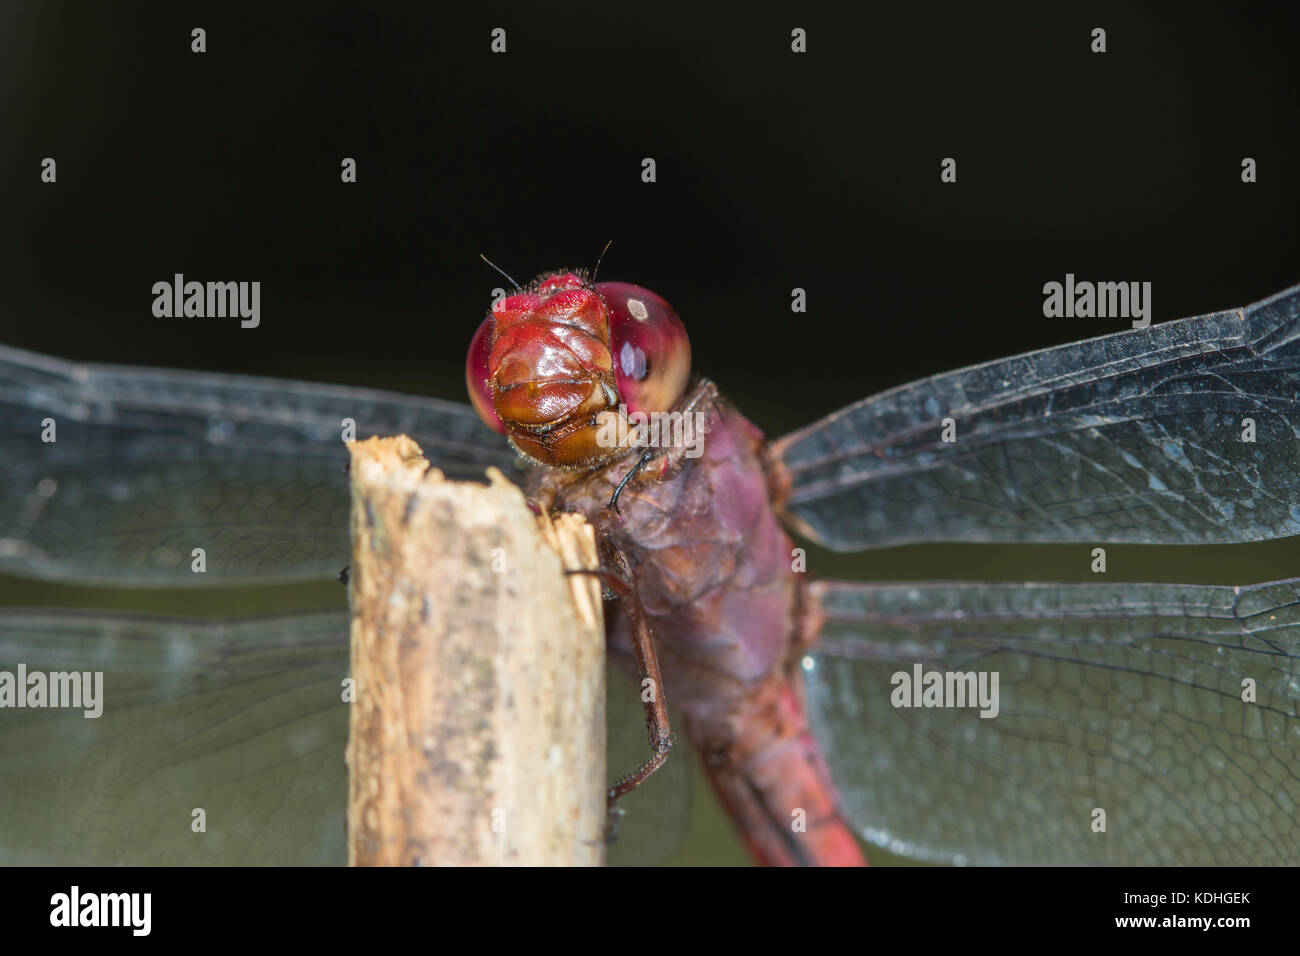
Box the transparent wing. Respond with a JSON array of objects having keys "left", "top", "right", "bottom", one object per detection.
[
  {"left": 803, "top": 577, "right": 1300, "bottom": 865},
  {"left": 775, "top": 284, "right": 1300, "bottom": 550},
  {"left": 0, "top": 609, "right": 350, "bottom": 864},
  {"left": 0, "top": 608, "right": 687, "bottom": 865},
  {"left": 605, "top": 667, "right": 692, "bottom": 866},
  {"left": 0, "top": 345, "right": 523, "bottom": 584}
]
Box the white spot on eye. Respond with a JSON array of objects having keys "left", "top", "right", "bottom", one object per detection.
[
  {"left": 801, "top": 655, "right": 816, "bottom": 672},
  {"left": 37, "top": 478, "right": 57, "bottom": 498},
  {"left": 626, "top": 298, "right": 649, "bottom": 321},
  {"left": 619, "top": 341, "right": 647, "bottom": 380}
]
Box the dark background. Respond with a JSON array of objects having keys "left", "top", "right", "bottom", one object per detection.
[
  {"left": 3, "top": 2, "right": 1297, "bottom": 433},
  {"left": 2, "top": 1, "right": 1298, "bottom": 865}
]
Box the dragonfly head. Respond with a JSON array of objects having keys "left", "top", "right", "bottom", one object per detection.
[{"left": 467, "top": 271, "right": 691, "bottom": 469}]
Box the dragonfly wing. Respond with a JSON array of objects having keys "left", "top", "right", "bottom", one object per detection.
[
  {"left": 802, "top": 577, "right": 1300, "bottom": 865},
  {"left": 0, "top": 609, "right": 350, "bottom": 865},
  {"left": 774, "top": 284, "right": 1300, "bottom": 550},
  {"left": 605, "top": 666, "right": 693, "bottom": 866},
  {"left": 0, "top": 345, "right": 524, "bottom": 584},
  {"left": 0, "top": 608, "right": 687, "bottom": 865}
]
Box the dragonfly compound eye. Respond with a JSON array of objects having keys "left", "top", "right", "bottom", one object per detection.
[
  {"left": 596, "top": 281, "right": 691, "bottom": 419},
  {"left": 466, "top": 314, "right": 507, "bottom": 435}
]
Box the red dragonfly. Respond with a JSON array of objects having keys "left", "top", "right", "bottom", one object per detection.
[{"left": 1, "top": 276, "right": 1298, "bottom": 865}]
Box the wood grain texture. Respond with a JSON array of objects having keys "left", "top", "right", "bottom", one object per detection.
[{"left": 346, "top": 436, "right": 604, "bottom": 865}]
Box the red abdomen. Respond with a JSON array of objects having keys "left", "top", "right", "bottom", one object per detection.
[
  {"left": 530, "top": 383, "right": 864, "bottom": 865},
  {"left": 690, "top": 673, "right": 867, "bottom": 867}
]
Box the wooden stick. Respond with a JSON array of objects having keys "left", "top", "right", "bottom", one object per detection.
[{"left": 345, "top": 436, "right": 605, "bottom": 866}]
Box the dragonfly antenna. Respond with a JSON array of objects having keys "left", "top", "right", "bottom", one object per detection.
[
  {"left": 480, "top": 253, "right": 522, "bottom": 291},
  {"left": 592, "top": 239, "right": 614, "bottom": 282}
]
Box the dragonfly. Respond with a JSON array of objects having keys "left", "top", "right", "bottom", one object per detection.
[{"left": 0, "top": 277, "right": 1298, "bottom": 865}]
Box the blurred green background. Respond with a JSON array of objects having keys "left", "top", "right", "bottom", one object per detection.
[{"left": 5, "top": 505, "right": 1296, "bottom": 865}]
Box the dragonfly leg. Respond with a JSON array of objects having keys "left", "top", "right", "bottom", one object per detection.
[
  {"left": 602, "top": 543, "right": 673, "bottom": 808},
  {"left": 608, "top": 449, "right": 654, "bottom": 514},
  {"left": 607, "top": 380, "right": 719, "bottom": 515},
  {"left": 563, "top": 565, "right": 628, "bottom": 602}
]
